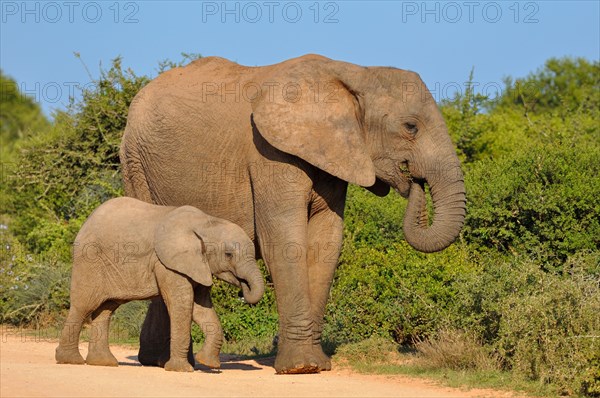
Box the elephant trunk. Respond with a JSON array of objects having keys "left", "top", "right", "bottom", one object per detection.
[
  {"left": 402, "top": 161, "right": 466, "bottom": 253},
  {"left": 238, "top": 261, "right": 265, "bottom": 304}
]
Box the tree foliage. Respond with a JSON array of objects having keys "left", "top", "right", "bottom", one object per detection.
[
  {"left": 7, "top": 58, "right": 149, "bottom": 257},
  {"left": 494, "top": 57, "right": 600, "bottom": 114},
  {"left": 0, "top": 70, "right": 50, "bottom": 160}
]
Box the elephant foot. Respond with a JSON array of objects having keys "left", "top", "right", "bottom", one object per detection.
[
  {"left": 164, "top": 357, "right": 194, "bottom": 372},
  {"left": 195, "top": 349, "right": 221, "bottom": 369},
  {"left": 155, "top": 346, "right": 195, "bottom": 368},
  {"left": 275, "top": 342, "right": 320, "bottom": 374},
  {"left": 313, "top": 344, "right": 332, "bottom": 371},
  {"left": 86, "top": 349, "right": 118, "bottom": 367},
  {"left": 138, "top": 346, "right": 165, "bottom": 367},
  {"left": 156, "top": 349, "right": 170, "bottom": 368},
  {"left": 55, "top": 346, "right": 85, "bottom": 365}
]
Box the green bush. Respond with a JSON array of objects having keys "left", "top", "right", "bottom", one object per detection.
[
  {"left": 496, "top": 258, "right": 599, "bottom": 395},
  {"left": 324, "top": 240, "right": 476, "bottom": 345},
  {"left": 463, "top": 138, "right": 600, "bottom": 270},
  {"left": 343, "top": 184, "right": 406, "bottom": 247},
  {"left": 111, "top": 300, "right": 149, "bottom": 342},
  {"left": 0, "top": 235, "right": 71, "bottom": 324},
  {"left": 441, "top": 69, "right": 490, "bottom": 163},
  {"left": 206, "top": 261, "right": 278, "bottom": 344},
  {"left": 450, "top": 251, "right": 600, "bottom": 395}
]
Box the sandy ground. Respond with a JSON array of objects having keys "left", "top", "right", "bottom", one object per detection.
[{"left": 1, "top": 332, "right": 520, "bottom": 398}]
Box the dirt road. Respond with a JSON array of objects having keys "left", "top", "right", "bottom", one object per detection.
[{"left": 1, "top": 333, "right": 518, "bottom": 398}]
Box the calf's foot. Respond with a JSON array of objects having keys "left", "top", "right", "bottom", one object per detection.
[
  {"left": 86, "top": 349, "right": 118, "bottom": 367},
  {"left": 195, "top": 348, "right": 221, "bottom": 369},
  {"left": 164, "top": 357, "right": 194, "bottom": 372},
  {"left": 55, "top": 346, "right": 85, "bottom": 365}
]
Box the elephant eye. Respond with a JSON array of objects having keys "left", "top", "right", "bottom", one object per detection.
[
  {"left": 404, "top": 122, "right": 419, "bottom": 135},
  {"left": 225, "top": 252, "right": 233, "bottom": 260}
]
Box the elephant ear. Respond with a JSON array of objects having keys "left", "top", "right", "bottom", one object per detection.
[
  {"left": 154, "top": 207, "right": 213, "bottom": 287},
  {"left": 251, "top": 63, "right": 376, "bottom": 187}
]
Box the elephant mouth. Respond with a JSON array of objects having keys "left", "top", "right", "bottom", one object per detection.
[
  {"left": 218, "top": 274, "right": 258, "bottom": 303},
  {"left": 239, "top": 279, "right": 251, "bottom": 300},
  {"left": 239, "top": 277, "right": 264, "bottom": 305},
  {"left": 217, "top": 270, "right": 264, "bottom": 305},
  {"left": 396, "top": 162, "right": 412, "bottom": 197},
  {"left": 217, "top": 271, "right": 242, "bottom": 288},
  {"left": 372, "top": 160, "right": 411, "bottom": 198},
  {"left": 389, "top": 161, "right": 411, "bottom": 198}
]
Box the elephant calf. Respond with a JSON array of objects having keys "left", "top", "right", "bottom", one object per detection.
[{"left": 55, "top": 197, "right": 265, "bottom": 372}]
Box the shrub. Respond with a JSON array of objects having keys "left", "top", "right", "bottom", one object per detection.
[
  {"left": 324, "top": 240, "right": 476, "bottom": 345},
  {"left": 494, "top": 257, "right": 600, "bottom": 395},
  {"left": 463, "top": 138, "right": 600, "bottom": 270},
  {"left": 206, "top": 261, "right": 278, "bottom": 344},
  {"left": 451, "top": 252, "right": 600, "bottom": 395},
  {"left": 0, "top": 236, "right": 70, "bottom": 325},
  {"left": 0, "top": 70, "right": 50, "bottom": 160},
  {"left": 111, "top": 300, "right": 149, "bottom": 342},
  {"left": 343, "top": 184, "right": 406, "bottom": 247}
]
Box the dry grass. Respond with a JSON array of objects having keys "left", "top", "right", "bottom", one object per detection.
[
  {"left": 332, "top": 335, "right": 415, "bottom": 367},
  {"left": 415, "top": 328, "right": 502, "bottom": 371}
]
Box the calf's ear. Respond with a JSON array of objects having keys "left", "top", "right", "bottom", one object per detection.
[{"left": 154, "top": 208, "right": 213, "bottom": 286}]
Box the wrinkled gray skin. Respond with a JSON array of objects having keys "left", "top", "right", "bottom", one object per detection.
[
  {"left": 55, "top": 197, "right": 264, "bottom": 372},
  {"left": 120, "top": 54, "right": 466, "bottom": 374}
]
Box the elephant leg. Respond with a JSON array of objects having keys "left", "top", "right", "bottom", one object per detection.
[
  {"left": 255, "top": 200, "right": 319, "bottom": 373},
  {"left": 138, "top": 298, "right": 195, "bottom": 368},
  {"left": 306, "top": 178, "right": 347, "bottom": 371},
  {"left": 138, "top": 298, "right": 170, "bottom": 366},
  {"left": 306, "top": 209, "right": 345, "bottom": 370},
  {"left": 56, "top": 305, "right": 89, "bottom": 364},
  {"left": 86, "top": 300, "right": 120, "bottom": 366},
  {"left": 155, "top": 266, "right": 195, "bottom": 372},
  {"left": 192, "top": 286, "right": 223, "bottom": 369}
]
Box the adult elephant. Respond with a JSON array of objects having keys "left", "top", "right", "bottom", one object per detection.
[{"left": 120, "top": 54, "right": 466, "bottom": 374}]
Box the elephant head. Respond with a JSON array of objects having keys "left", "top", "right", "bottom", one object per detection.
[
  {"left": 251, "top": 55, "right": 466, "bottom": 253},
  {"left": 154, "top": 207, "right": 265, "bottom": 303}
]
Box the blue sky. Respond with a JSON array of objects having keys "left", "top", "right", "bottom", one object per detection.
[{"left": 1, "top": 1, "right": 599, "bottom": 116}]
